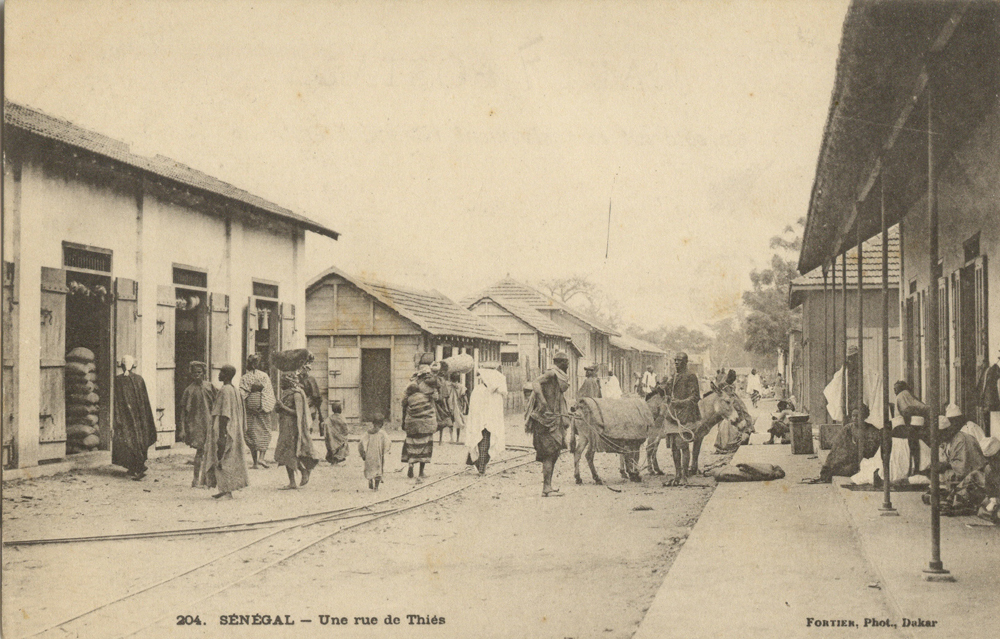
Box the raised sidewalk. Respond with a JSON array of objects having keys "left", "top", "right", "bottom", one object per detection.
[{"left": 633, "top": 431, "right": 999, "bottom": 639}]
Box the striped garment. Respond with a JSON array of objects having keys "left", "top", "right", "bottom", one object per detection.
[
  {"left": 240, "top": 369, "right": 275, "bottom": 453},
  {"left": 401, "top": 433, "right": 434, "bottom": 464}
]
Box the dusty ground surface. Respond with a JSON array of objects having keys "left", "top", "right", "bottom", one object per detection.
[{"left": 2, "top": 414, "right": 737, "bottom": 639}]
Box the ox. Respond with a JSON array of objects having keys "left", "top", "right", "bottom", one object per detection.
[{"left": 645, "top": 384, "right": 739, "bottom": 485}]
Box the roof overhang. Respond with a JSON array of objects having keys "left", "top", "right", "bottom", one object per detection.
[{"left": 799, "top": 1, "right": 999, "bottom": 273}]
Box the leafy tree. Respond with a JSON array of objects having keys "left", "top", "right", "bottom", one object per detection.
[
  {"left": 741, "top": 219, "right": 804, "bottom": 358},
  {"left": 537, "top": 275, "right": 622, "bottom": 330}
]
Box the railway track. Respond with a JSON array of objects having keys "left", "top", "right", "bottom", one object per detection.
[{"left": 16, "top": 451, "right": 537, "bottom": 639}]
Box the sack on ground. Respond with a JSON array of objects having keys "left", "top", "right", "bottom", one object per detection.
[{"left": 712, "top": 462, "right": 785, "bottom": 482}]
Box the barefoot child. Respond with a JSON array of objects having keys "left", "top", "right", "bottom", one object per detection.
[{"left": 359, "top": 413, "right": 391, "bottom": 490}]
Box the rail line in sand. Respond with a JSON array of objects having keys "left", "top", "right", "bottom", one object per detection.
[{"left": 17, "top": 451, "right": 537, "bottom": 639}]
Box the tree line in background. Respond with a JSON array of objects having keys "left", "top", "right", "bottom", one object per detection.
[{"left": 537, "top": 218, "right": 803, "bottom": 372}]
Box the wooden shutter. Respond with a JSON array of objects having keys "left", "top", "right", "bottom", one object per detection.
[
  {"left": 208, "top": 292, "right": 230, "bottom": 384},
  {"left": 245, "top": 296, "right": 257, "bottom": 369},
  {"left": 975, "top": 256, "right": 989, "bottom": 377},
  {"left": 2, "top": 263, "right": 17, "bottom": 465},
  {"left": 113, "top": 277, "right": 140, "bottom": 449},
  {"left": 328, "top": 347, "right": 361, "bottom": 422},
  {"left": 280, "top": 302, "right": 296, "bottom": 350},
  {"left": 39, "top": 267, "right": 67, "bottom": 457},
  {"left": 938, "top": 276, "right": 950, "bottom": 404},
  {"left": 155, "top": 285, "right": 176, "bottom": 446}
]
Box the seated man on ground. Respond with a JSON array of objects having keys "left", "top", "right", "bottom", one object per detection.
[
  {"left": 765, "top": 400, "right": 795, "bottom": 445},
  {"left": 814, "top": 404, "right": 881, "bottom": 484},
  {"left": 930, "top": 407, "right": 988, "bottom": 516}
]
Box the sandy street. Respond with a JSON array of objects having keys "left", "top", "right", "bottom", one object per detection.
[{"left": 2, "top": 415, "right": 738, "bottom": 639}]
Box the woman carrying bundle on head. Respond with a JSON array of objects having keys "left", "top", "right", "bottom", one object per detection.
[
  {"left": 274, "top": 371, "right": 321, "bottom": 489},
  {"left": 401, "top": 365, "right": 438, "bottom": 482}
]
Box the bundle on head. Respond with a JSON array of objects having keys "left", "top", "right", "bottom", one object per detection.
[{"left": 272, "top": 348, "right": 315, "bottom": 372}]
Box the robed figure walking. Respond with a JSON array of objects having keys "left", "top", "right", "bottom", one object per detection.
[{"left": 112, "top": 355, "right": 157, "bottom": 480}]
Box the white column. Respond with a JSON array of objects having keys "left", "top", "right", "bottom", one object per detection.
[
  {"left": 292, "top": 229, "right": 307, "bottom": 348},
  {"left": 138, "top": 189, "right": 158, "bottom": 404},
  {"left": 14, "top": 161, "right": 41, "bottom": 467}
]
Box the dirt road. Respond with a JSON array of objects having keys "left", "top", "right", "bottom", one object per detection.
[{"left": 2, "top": 418, "right": 731, "bottom": 639}]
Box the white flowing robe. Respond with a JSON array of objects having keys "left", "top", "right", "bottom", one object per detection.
[
  {"left": 466, "top": 368, "right": 507, "bottom": 461},
  {"left": 603, "top": 375, "right": 623, "bottom": 399}
]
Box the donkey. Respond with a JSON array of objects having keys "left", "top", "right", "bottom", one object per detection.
[{"left": 645, "top": 384, "right": 738, "bottom": 485}]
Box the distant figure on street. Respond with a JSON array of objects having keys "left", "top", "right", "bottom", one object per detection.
[
  {"left": 274, "top": 371, "right": 321, "bottom": 489},
  {"left": 359, "top": 413, "right": 392, "bottom": 491},
  {"left": 745, "top": 368, "right": 763, "bottom": 407},
  {"left": 465, "top": 364, "right": 508, "bottom": 475},
  {"left": 199, "top": 365, "right": 250, "bottom": 499},
  {"left": 112, "top": 355, "right": 157, "bottom": 480},
  {"left": 240, "top": 354, "right": 275, "bottom": 469},
  {"left": 526, "top": 351, "right": 571, "bottom": 496},
  {"left": 324, "top": 400, "right": 349, "bottom": 464},
  {"left": 641, "top": 366, "right": 658, "bottom": 396},
  {"left": 578, "top": 364, "right": 602, "bottom": 399},
  {"left": 179, "top": 361, "right": 217, "bottom": 487},
  {"left": 432, "top": 361, "right": 456, "bottom": 444}
]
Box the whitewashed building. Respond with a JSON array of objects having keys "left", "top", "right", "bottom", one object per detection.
[{"left": 2, "top": 102, "right": 339, "bottom": 470}]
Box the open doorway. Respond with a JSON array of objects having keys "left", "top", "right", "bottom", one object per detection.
[
  {"left": 64, "top": 271, "right": 112, "bottom": 455},
  {"left": 173, "top": 287, "right": 208, "bottom": 426},
  {"left": 360, "top": 348, "right": 391, "bottom": 422}
]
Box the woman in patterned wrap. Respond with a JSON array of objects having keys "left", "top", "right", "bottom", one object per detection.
[
  {"left": 401, "top": 365, "right": 438, "bottom": 483},
  {"left": 240, "top": 353, "right": 275, "bottom": 469}
]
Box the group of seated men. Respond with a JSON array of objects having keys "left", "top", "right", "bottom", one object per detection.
[{"left": 816, "top": 380, "right": 1000, "bottom": 522}]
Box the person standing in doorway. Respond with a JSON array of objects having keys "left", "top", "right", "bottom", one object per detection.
[
  {"left": 179, "top": 361, "right": 216, "bottom": 487},
  {"left": 641, "top": 365, "right": 658, "bottom": 397},
  {"left": 112, "top": 355, "right": 158, "bottom": 480},
  {"left": 200, "top": 365, "right": 250, "bottom": 499},
  {"left": 240, "top": 354, "right": 275, "bottom": 469},
  {"left": 526, "top": 351, "right": 570, "bottom": 496}
]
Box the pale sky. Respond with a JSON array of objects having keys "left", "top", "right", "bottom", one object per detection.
[{"left": 6, "top": 0, "right": 849, "bottom": 331}]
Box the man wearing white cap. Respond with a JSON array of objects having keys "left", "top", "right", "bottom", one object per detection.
[
  {"left": 943, "top": 403, "right": 986, "bottom": 441},
  {"left": 947, "top": 436, "right": 1000, "bottom": 521},
  {"left": 936, "top": 407, "right": 987, "bottom": 487}
]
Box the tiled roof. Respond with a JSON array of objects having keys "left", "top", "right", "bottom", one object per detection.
[
  {"left": 308, "top": 267, "right": 505, "bottom": 343},
  {"left": 610, "top": 334, "right": 668, "bottom": 355},
  {"left": 467, "top": 295, "right": 571, "bottom": 339},
  {"left": 462, "top": 277, "right": 619, "bottom": 336},
  {"left": 790, "top": 227, "right": 900, "bottom": 307},
  {"left": 4, "top": 100, "right": 339, "bottom": 240}
]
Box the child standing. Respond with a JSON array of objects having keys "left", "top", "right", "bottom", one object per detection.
[{"left": 358, "top": 413, "right": 392, "bottom": 490}]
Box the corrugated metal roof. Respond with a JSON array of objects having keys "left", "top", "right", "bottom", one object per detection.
[
  {"left": 469, "top": 295, "right": 572, "bottom": 339},
  {"left": 4, "top": 100, "right": 339, "bottom": 240},
  {"left": 462, "top": 277, "right": 620, "bottom": 336},
  {"left": 308, "top": 267, "right": 505, "bottom": 343}
]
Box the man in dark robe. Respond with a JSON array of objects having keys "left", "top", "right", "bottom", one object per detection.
[
  {"left": 664, "top": 352, "right": 701, "bottom": 485},
  {"left": 200, "top": 365, "right": 250, "bottom": 499},
  {"left": 578, "top": 364, "right": 602, "bottom": 399},
  {"left": 324, "top": 400, "right": 349, "bottom": 464},
  {"left": 179, "top": 361, "right": 216, "bottom": 487},
  {"left": 112, "top": 355, "right": 157, "bottom": 480},
  {"left": 526, "top": 351, "right": 570, "bottom": 496}
]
